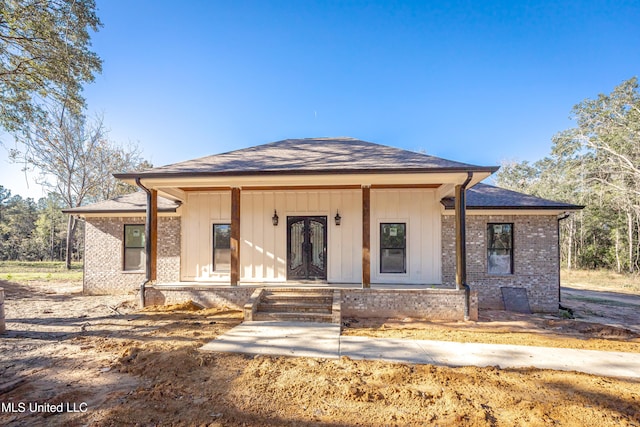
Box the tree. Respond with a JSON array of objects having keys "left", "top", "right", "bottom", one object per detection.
[
  {"left": 496, "top": 77, "right": 640, "bottom": 272},
  {"left": 12, "top": 108, "right": 149, "bottom": 268},
  {"left": 0, "top": 192, "right": 37, "bottom": 260},
  {"left": 94, "top": 147, "right": 152, "bottom": 201},
  {"left": 0, "top": 188, "right": 80, "bottom": 262},
  {"left": 0, "top": 184, "right": 10, "bottom": 222},
  {"left": 0, "top": 0, "right": 102, "bottom": 137},
  {"left": 554, "top": 77, "right": 640, "bottom": 272},
  {"left": 34, "top": 193, "right": 66, "bottom": 260}
]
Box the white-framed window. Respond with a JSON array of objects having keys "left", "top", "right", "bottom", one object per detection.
[
  {"left": 487, "top": 223, "right": 513, "bottom": 274},
  {"left": 124, "top": 224, "right": 145, "bottom": 271},
  {"left": 380, "top": 223, "right": 406, "bottom": 273},
  {"left": 213, "top": 224, "right": 231, "bottom": 272}
]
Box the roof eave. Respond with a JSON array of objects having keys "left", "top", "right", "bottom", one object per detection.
[
  {"left": 114, "top": 166, "right": 500, "bottom": 181},
  {"left": 442, "top": 204, "right": 585, "bottom": 211}
]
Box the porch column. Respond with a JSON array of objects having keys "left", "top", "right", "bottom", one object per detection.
[
  {"left": 230, "top": 187, "right": 241, "bottom": 286},
  {"left": 149, "top": 189, "right": 158, "bottom": 281},
  {"left": 362, "top": 185, "right": 371, "bottom": 288}
]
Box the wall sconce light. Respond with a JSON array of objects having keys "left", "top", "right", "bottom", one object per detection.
[
  {"left": 272, "top": 210, "right": 279, "bottom": 226},
  {"left": 334, "top": 210, "right": 341, "bottom": 226}
]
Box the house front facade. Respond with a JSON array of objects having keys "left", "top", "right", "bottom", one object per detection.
[{"left": 66, "top": 138, "right": 581, "bottom": 319}]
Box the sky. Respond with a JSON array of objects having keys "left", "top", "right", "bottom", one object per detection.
[{"left": 1, "top": 0, "right": 639, "bottom": 200}]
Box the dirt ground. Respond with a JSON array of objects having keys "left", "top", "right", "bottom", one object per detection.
[
  {"left": 1, "top": 280, "right": 639, "bottom": 426},
  {"left": 343, "top": 285, "right": 640, "bottom": 353}
]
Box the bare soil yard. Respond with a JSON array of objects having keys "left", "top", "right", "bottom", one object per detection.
[{"left": 1, "top": 277, "right": 639, "bottom": 426}]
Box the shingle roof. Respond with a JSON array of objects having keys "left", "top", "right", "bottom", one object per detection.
[
  {"left": 441, "top": 183, "right": 583, "bottom": 210},
  {"left": 62, "top": 192, "right": 180, "bottom": 214},
  {"left": 114, "top": 137, "right": 498, "bottom": 179}
]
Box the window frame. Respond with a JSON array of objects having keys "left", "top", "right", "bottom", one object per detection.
[
  {"left": 212, "top": 223, "right": 231, "bottom": 273},
  {"left": 486, "top": 223, "right": 514, "bottom": 275},
  {"left": 379, "top": 222, "right": 407, "bottom": 274},
  {"left": 123, "top": 224, "right": 146, "bottom": 272}
]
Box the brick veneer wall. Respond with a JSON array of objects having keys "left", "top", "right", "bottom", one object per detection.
[
  {"left": 442, "top": 214, "right": 559, "bottom": 312},
  {"left": 83, "top": 216, "right": 181, "bottom": 295}
]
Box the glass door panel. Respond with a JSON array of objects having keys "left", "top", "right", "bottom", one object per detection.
[{"left": 287, "top": 216, "right": 327, "bottom": 280}]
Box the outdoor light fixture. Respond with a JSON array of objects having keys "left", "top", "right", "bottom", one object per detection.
[
  {"left": 272, "top": 210, "right": 279, "bottom": 226},
  {"left": 334, "top": 210, "right": 341, "bottom": 226}
]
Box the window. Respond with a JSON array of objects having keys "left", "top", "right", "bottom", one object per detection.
[
  {"left": 213, "top": 224, "right": 231, "bottom": 272},
  {"left": 124, "top": 225, "right": 145, "bottom": 271},
  {"left": 487, "top": 223, "right": 513, "bottom": 274},
  {"left": 380, "top": 223, "right": 406, "bottom": 273}
]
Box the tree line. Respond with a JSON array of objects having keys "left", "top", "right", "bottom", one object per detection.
[
  {"left": 0, "top": 187, "right": 77, "bottom": 261},
  {"left": 496, "top": 77, "right": 640, "bottom": 273}
]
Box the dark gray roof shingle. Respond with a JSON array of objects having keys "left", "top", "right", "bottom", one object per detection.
[
  {"left": 115, "top": 137, "right": 497, "bottom": 178},
  {"left": 63, "top": 192, "right": 180, "bottom": 214},
  {"left": 441, "top": 183, "right": 583, "bottom": 210}
]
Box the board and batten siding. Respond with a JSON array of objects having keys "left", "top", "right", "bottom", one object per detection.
[
  {"left": 241, "top": 189, "right": 362, "bottom": 283},
  {"left": 181, "top": 191, "right": 231, "bottom": 281},
  {"left": 180, "top": 188, "right": 441, "bottom": 285},
  {"left": 370, "top": 189, "right": 441, "bottom": 284}
]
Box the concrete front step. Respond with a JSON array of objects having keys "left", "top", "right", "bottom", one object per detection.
[
  {"left": 245, "top": 288, "right": 341, "bottom": 324},
  {"left": 252, "top": 311, "right": 334, "bottom": 323}
]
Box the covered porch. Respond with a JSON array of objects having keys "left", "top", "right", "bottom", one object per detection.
[{"left": 111, "top": 138, "right": 497, "bottom": 321}]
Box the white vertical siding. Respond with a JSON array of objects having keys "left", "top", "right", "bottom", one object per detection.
[
  {"left": 370, "top": 189, "right": 441, "bottom": 284},
  {"left": 240, "top": 189, "right": 362, "bottom": 283},
  {"left": 181, "top": 191, "right": 231, "bottom": 281},
  {"left": 180, "top": 188, "right": 440, "bottom": 284}
]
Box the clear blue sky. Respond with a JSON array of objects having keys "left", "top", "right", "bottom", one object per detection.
[{"left": 2, "top": 0, "right": 639, "bottom": 199}]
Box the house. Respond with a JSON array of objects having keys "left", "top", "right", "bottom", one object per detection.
[{"left": 64, "top": 138, "right": 581, "bottom": 321}]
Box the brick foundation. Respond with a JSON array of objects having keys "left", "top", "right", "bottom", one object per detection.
[
  {"left": 342, "top": 288, "right": 478, "bottom": 321},
  {"left": 143, "top": 286, "right": 477, "bottom": 321},
  {"left": 144, "top": 286, "right": 255, "bottom": 310}
]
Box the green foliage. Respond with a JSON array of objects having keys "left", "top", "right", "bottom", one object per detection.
[
  {"left": 0, "top": 185, "right": 82, "bottom": 262},
  {"left": 0, "top": 0, "right": 102, "bottom": 136},
  {"left": 0, "top": 190, "right": 37, "bottom": 260},
  {"left": 496, "top": 77, "right": 640, "bottom": 272}
]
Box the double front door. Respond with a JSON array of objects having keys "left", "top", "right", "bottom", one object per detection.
[{"left": 287, "top": 216, "right": 327, "bottom": 280}]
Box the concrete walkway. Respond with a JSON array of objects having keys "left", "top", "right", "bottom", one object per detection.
[{"left": 200, "top": 321, "right": 640, "bottom": 379}]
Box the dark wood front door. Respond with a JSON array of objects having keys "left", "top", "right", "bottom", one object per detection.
[{"left": 287, "top": 216, "right": 327, "bottom": 280}]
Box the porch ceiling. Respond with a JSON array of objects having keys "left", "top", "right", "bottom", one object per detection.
[{"left": 130, "top": 171, "right": 492, "bottom": 202}]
